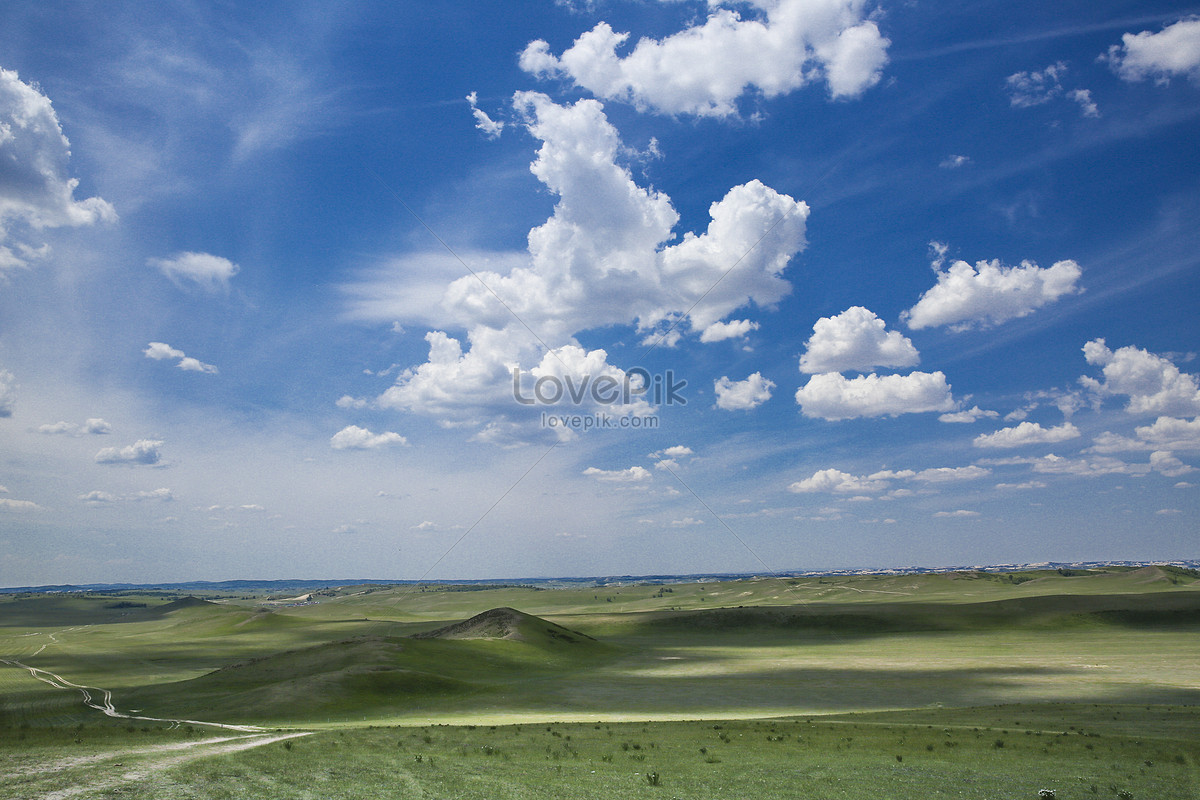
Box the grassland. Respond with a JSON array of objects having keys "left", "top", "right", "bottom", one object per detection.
[{"left": 2, "top": 565, "right": 1198, "bottom": 798}]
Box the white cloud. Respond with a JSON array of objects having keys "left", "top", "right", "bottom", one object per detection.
[
  {"left": 37, "top": 418, "right": 113, "bottom": 436},
  {"left": 1082, "top": 339, "right": 1200, "bottom": 417},
  {"left": 789, "top": 468, "right": 887, "bottom": 494},
  {"left": 973, "top": 421, "right": 1081, "bottom": 449},
  {"left": 79, "top": 490, "right": 117, "bottom": 504},
  {"left": 149, "top": 251, "right": 239, "bottom": 292},
  {"left": 939, "top": 154, "right": 971, "bottom": 169},
  {"left": 466, "top": 91, "right": 505, "bottom": 139},
  {"left": 144, "top": 342, "right": 184, "bottom": 361},
  {"left": 934, "top": 509, "right": 979, "bottom": 518},
  {"left": 135, "top": 488, "right": 175, "bottom": 502},
  {"left": 582, "top": 465, "right": 651, "bottom": 482},
  {"left": 795, "top": 371, "right": 954, "bottom": 420},
  {"left": 699, "top": 319, "right": 759, "bottom": 343},
  {"left": 1150, "top": 450, "right": 1195, "bottom": 478},
  {"left": 939, "top": 405, "right": 999, "bottom": 423},
  {"left": 336, "top": 394, "right": 369, "bottom": 410},
  {"left": 519, "top": 0, "right": 890, "bottom": 117},
  {"left": 799, "top": 306, "right": 919, "bottom": 374},
  {"left": 1068, "top": 88, "right": 1100, "bottom": 118},
  {"left": 903, "top": 257, "right": 1082, "bottom": 331},
  {"left": 1005, "top": 61, "right": 1067, "bottom": 107},
  {"left": 671, "top": 516, "right": 705, "bottom": 527},
  {"left": 0, "top": 369, "right": 15, "bottom": 417},
  {"left": 360, "top": 94, "right": 807, "bottom": 440},
  {"left": 1090, "top": 417, "right": 1200, "bottom": 452},
  {"left": 996, "top": 480, "right": 1047, "bottom": 490},
  {"left": 329, "top": 425, "right": 408, "bottom": 450},
  {"left": 999, "top": 453, "right": 1150, "bottom": 477},
  {"left": 0, "top": 498, "right": 44, "bottom": 512},
  {"left": 176, "top": 356, "right": 216, "bottom": 374},
  {"left": 657, "top": 445, "right": 694, "bottom": 459},
  {"left": 714, "top": 372, "right": 775, "bottom": 411},
  {"left": 912, "top": 466, "right": 991, "bottom": 483},
  {"left": 0, "top": 68, "right": 116, "bottom": 274},
  {"left": 1104, "top": 18, "right": 1200, "bottom": 85},
  {"left": 789, "top": 464, "right": 986, "bottom": 494},
  {"left": 95, "top": 439, "right": 164, "bottom": 466},
  {"left": 144, "top": 342, "right": 217, "bottom": 374}
]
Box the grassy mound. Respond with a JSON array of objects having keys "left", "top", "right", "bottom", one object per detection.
[{"left": 412, "top": 607, "right": 596, "bottom": 645}]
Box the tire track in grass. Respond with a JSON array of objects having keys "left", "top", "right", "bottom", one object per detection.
[
  {"left": 31, "top": 731, "right": 314, "bottom": 800},
  {"left": 0, "top": 658, "right": 265, "bottom": 732}
]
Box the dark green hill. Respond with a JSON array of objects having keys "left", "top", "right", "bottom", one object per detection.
[
  {"left": 611, "top": 590, "right": 1200, "bottom": 638},
  {"left": 412, "top": 607, "right": 596, "bottom": 645},
  {"left": 121, "top": 610, "right": 611, "bottom": 723}
]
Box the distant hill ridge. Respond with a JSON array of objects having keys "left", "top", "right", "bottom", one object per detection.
[{"left": 4, "top": 560, "right": 1198, "bottom": 594}]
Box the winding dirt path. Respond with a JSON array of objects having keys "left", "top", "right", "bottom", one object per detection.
[{"left": 0, "top": 657, "right": 264, "bottom": 732}]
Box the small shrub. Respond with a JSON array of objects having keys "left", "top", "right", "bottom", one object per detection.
[
  {"left": 645, "top": 771, "right": 661, "bottom": 786},
  {"left": 1038, "top": 790, "right": 1055, "bottom": 800}
]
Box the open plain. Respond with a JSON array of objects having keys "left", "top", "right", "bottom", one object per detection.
[{"left": 2, "top": 565, "right": 1199, "bottom": 799}]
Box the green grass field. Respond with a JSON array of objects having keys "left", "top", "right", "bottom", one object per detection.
[{"left": 2, "top": 565, "right": 1198, "bottom": 798}]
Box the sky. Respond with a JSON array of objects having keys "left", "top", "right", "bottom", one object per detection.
[{"left": 1, "top": 0, "right": 1198, "bottom": 586}]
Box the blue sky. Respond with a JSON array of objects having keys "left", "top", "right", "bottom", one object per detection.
[{"left": 1, "top": 1, "right": 1198, "bottom": 585}]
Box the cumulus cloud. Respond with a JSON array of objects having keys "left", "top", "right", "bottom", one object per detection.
[
  {"left": 0, "top": 369, "right": 16, "bottom": 417},
  {"left": 148, "top": 252, "right": 239, "bottom": 292},
  {"left": 699, "top": 319, "right": 759, "bottom": 343},
  {"left": 582, "top": 465, "right": 651, "bottom": 482},
  {"left": 934, "top": 509, "right": 979, "bottom": 518},
  {"left": 671, "top": 516, "right": 705, "bottom": 527},
  {"left": 799, "top": 306, "right": 919, "bottom": 374},
  {"left": 356, "top": 93, "right": 807, "bottom": 440},
  {"left": 37, "top": 418, "right": 112, "bottom": 436},
  {"left": 983, "top": 452, "right": 1150, "bottom": 478},
  {"left": 996, "top": 480, "right": 1047, "bottom": 490},
  {"left": 939, "top": 405, "right": 999, "bottom": 423},
  {"left": 1005, "top": 61, "right": 1068, "bottom": 107},
  {"left": 1068, "top": 88, "right": 1100, "bottom": 118},
  {"left": 973, "top": 421, "right": 1081, "bottom": 449},
  {"left": 144, "top": 342, "right": 218, "bottom": 374},
  {"left": 903, "top": 257, "right": 1082, "bottom": 331},
  {"left": 95, "top": 439, "right": 163, "bottom": 466},
  {"left": 714, "top": 372, "right": 775, "bottom": 410},
  {"left": 1091, "top": 416, "right": 1200, "bottom": 452},
  {"left": 795, "top": 371, "right": 954, "bottom": 420},
  {"left": 939, "top": 154, "right": 971, "bottom": 169},
  {"left": 790, "top": 463, "right": 987, "bottom": 493},
  {"left": 79, "top": 487, "right": 172, "bottom": 504},
  {"left": 1104, "top": 18, "right": 1200, "bottom": 85},
  {"left": 466, "top": 91, "right": 505, "bottom": 138},
  {"left": 329, "top": 425, "right": 408, "bottom": 450},
  {"left": 789, "top": 468, "right": 887, "bottom": 494},
  {"left": 0, "top": 68, "right": 116, "bottom": 274},
  {"left": 912, "top": 465, "right": 991, "bottom": 483},
  {"left": 650, "top": 445, "right": 694, "bottom": 459},
  {"left": 1150, "top": 450, "right": 1195, "bottom": 478},
  {"left": 519, "top": 0, "right": 890, "bottom": 117},
  {"left": 0, "top": 498, "right": 44, "bottom": 512},
  {"left": 1081, "top": 339, "right": 1200, "bottom": 417}
]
